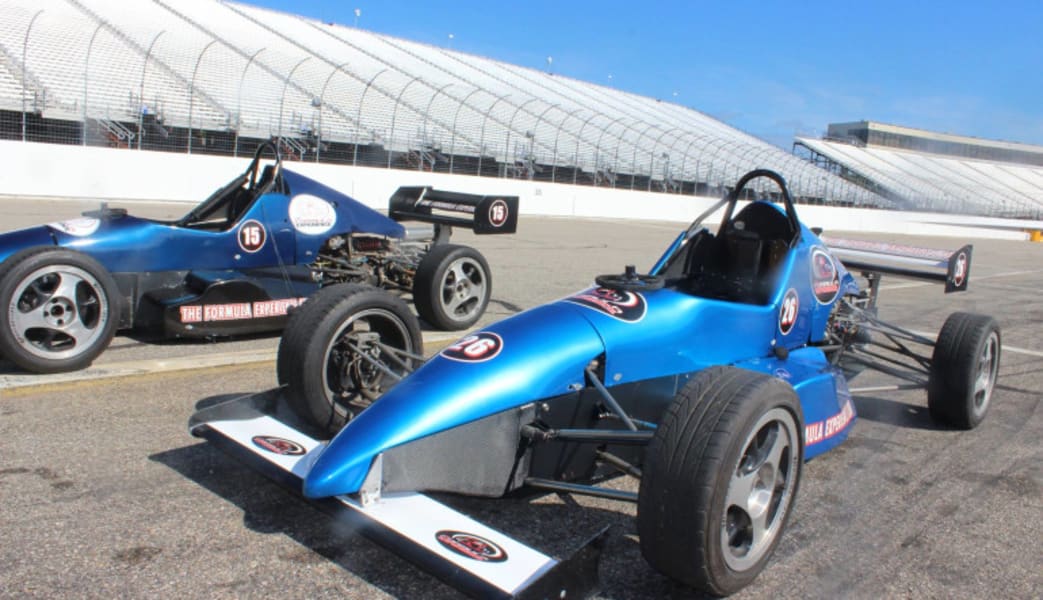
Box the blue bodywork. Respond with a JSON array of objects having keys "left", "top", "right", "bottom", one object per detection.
[
  {"left": 0, "top": 165, "right": 405, "bottom": 335},
  {"left": 0, "top": 170, "right": 401, "bottom": 270},
  {"left": 302, "top": 176, "right": 863, "bottom": 499}
]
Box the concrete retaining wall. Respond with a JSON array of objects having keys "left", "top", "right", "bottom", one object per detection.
[{"left": 0, "top": 140, "right": 1035, "bottom": 240}]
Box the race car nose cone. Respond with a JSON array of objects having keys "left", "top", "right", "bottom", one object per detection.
[{"left": 302, "top": 454, "right": 368, "bottom": 499}]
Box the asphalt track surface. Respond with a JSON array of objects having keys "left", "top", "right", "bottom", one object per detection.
[{"left": 1, "top": 198, "right": 1041, "bottom": 599}]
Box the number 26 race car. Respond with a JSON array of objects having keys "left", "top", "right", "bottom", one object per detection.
[
  {"left": 190, "top": 170, "right": 999, "bottom": 598},
  {"left": 0, "top": 141, "right": 517, "bottom": 374}
]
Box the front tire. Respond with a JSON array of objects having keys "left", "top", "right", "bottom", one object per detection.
[
  {"left": 637, "top": 366, "right": 803, "bottom": 596},
  {"left": 0, "top": 247, "right": 121, "bottom": 373},
  {"left": 412, "top": 244, "right": 491, "bottom": 330},
  {"left": 928, "top": 312, "right": 1001, "bottom": 429},
  {"left": 277, "top": 284, "right": 422, "bottom": 436}
]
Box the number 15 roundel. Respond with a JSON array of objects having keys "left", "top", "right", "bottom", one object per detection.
[{"left": 238, "top": 219, "right": 267, "bottom": 253}]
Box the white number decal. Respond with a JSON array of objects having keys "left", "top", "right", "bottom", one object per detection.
[
  {"left": 779, "top": 289, "right": 799, "bottom": 334},
  {"left": 237, "top": 220, "right": 266, "bottom": 252},
  {"left": 442, "top": 332, "right": 503, "bottom": 362}
]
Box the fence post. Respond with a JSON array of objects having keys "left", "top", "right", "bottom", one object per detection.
[
  {"left": 21, "top": 9, "right": 44, "bottom": 142},
  {"left": 354, "top": 68, "right": 387, "bottom": 166},
  {"left": 506, "top": 98, "right": 540, "bottom": 177},
  {"left": 188, "top": 39, "right": 219, "bottom": 154},
  {"left": 137, "top": 30, "right": 164, "bottom": 150},
  {"left": 573, "top": 113, "right": 601, "bottom": 184},
  {"left": 420, "top": 82, "right": 454, "bottom": 169},
  {"left": 83, "top": 22, "right": 105, "bottom": 146},
  {"left": 550, "top": 107, "right": 585, "bottom": 184},
  {"left": 589, "top": 116, "right": 623, "bottom": 187},
  {"left": 648, "top": 128, "right": 678, "bottom": 191},
  {"left": 630, "top": 123, "right": 659, "bottom": 190},
  {"left": 387, "top": 75, "right": 423, "bottom": 169},
  {"left": 278, "top": 57, "right": 310, "bottom": 152},
  {"left": 477, "top": 92, "right": 511, "bottom": 176},
  {"left": 449, "top": 87, "right": 483, "bottom": 174},
  {"left": 234, "top": 47, "right": 265, "bottom": 158},
  {"left": 316, "top": 63, "right": 350, "bottom": 162}
]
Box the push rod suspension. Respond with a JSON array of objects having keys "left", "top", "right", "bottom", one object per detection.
[
  {"left": 524, "top": 477, "right": 638, "bottom": 503},
  {"left": 345, "top": 340, "right": 404, "bottom": 382},
  {"left": 595, "top": 450, "right": 643, "bottom": 479},
  {"left": 585, "top": 366, "right": 638, "bottom": 431},
  {"left": 521, "top": 425, "right": 653, "bottom": 446}
]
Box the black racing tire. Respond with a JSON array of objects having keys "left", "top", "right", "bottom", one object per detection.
[
  {"left": 412, "top": 244, "right": 491, "bottom": 331},
  {"left": 927, "top": 312, "right": 1001, "bottom": 429},
  {"left": 277, "top": 283, "right": 423, "bottom": 436},
  {"left": 637, "top": 366, "right": 803, "bottom": 596},
  {"left": 0, "top": 247, "right": 121, "bottom": 374}
]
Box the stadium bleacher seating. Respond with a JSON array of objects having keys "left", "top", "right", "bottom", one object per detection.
[
  {"left": 12, "top": 0, "right": 1031, "bottom": 212},
  {"left": 797, "top": 137, "right": 1043, "bottom": 218}
]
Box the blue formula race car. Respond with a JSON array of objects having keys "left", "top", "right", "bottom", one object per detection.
[
  {"left": 190, "top": 170, "right": 999, "bottom": 597},
  {"left": 0, "top": 142, "right": 517, "bottom": 373}
]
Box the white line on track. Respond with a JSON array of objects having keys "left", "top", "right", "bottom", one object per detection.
[
  {"left": 999, "top": 345, "right": 1043, "bottom": 358},
  {"left": 1, "top": 331, "right": 461, "bottom": 391},
  {"left": 907, "top": 329, "right": 1043, "bottom": 358}
]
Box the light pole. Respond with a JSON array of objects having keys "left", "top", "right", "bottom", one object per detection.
[
  {"left": 448, "top": 33, "right": 454, "bottom": 49},
  {"left": 353, "top": 8, "right": 361, "bottom": 27}
]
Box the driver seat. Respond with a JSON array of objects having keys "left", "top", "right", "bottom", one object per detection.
[
  {"left": 714, "top": 204, "right": 792, "bottom": 303},
  {"left": 722, "top": 226, "right": 764, "bottom": 281}
]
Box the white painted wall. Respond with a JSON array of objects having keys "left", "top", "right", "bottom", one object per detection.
[{"left": 0, "top": 141, "right": 1036, "bottom": 240}]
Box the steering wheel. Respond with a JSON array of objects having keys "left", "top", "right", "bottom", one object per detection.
[{"left": 595, "top": 265, "right": 665, "bottom": 292}]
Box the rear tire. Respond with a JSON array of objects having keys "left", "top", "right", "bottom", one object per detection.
[
  {"left": 637, "top": 366, "right": 803, "bottom": 596},
  {"left": 412, "top": 244, "right": 490, "bottom": 330},
  {"left": 277, "top": 284, "right": 422, "bottom": 436},
  {"left": 928, "top": 312, "right": 1001, "bottom": 429},
  {"left": 0, "top": 247, "right": 121, "bottom": 373}
]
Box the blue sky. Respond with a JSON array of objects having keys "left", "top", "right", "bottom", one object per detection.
[{"left": 245, "top": 0, "right": 1042, "bottom": 148}]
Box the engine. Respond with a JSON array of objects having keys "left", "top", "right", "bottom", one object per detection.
[{"left": 310, "top": 234, "right": 429, "bottom": 291}]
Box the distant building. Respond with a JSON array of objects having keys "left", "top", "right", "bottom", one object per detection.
[
  {"left": 794, "top": 122, "right": 1043, "bottom": 218},
  {"left": 825, "top": 121, "right": 1043, "bottom": 167}
]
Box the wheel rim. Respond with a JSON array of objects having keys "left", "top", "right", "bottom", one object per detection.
[
  {"left": 438, "top": 257, "right": 487, "bottom": 324},
  {"left": 720, "top": 407, "right": 800, "bottom": 572},
  {"left": 972, "top": 332, "right": 999, "bottom": 416},
  {"left": 7, "top": 264, "right": 110, "bottom": 361},
  {"left": 322, "top": 308, "right": 414, "bottom": 421}
]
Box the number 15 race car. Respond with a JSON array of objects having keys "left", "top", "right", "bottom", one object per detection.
[
  {"left": 190, "top": 170, "right": 999, "bottom": 597},
  {"left": 0, "top": 141, "right": 517, "bottom": 373}
]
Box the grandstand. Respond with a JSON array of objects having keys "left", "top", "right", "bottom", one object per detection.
[
  {"left": 796, "top": 122, "right": 1043, "bottom": 219},
  {"left": 0, "top": 0, "right": 886, "bottom": 208}
]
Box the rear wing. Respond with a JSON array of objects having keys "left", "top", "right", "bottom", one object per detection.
[
  {"left": 821, "top": 235, "right": 972, "bottom": 293},
  {"left": 389, "top": 187, "right": 519, "bottom": 235}
]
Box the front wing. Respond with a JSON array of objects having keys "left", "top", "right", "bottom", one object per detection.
[{"left": 189, "top": 390, "right": 605, "bottom": 599}]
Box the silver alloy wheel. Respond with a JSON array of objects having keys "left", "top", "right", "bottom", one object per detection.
[
  {"left": 438, "top": 256, "right": 487, "bottom": 325},
  {"left": 720, "top": 407, "right": 800, "bottom": 572},
  {"left": 972, "top": 331, "right": 999, "bottom": 417},
  {"left": 8, "top": 264, "right": 110, "bottom": 361},
  {"left": 321, "top": 307, "right": 413, "bottom": 417}
]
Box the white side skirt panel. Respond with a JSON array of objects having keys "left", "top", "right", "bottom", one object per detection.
[
  {"left": 203, "top": 416, "right": 558, "bottom": 596},
  {"left": 339, "top": 492, "right": 556, "bottom": 594}
]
